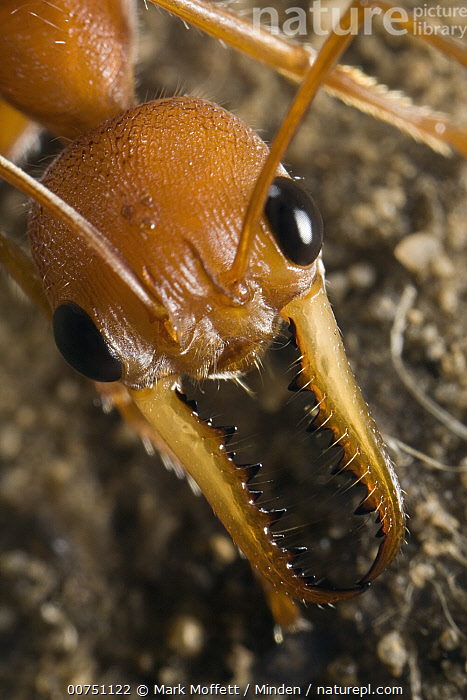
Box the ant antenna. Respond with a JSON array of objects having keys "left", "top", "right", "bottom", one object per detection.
[
  {"left": 227, "top": 0, "right": 366, "bottom": 285},
  {"left": 0, "top": 154, "right": 160, "bottom": 319}
]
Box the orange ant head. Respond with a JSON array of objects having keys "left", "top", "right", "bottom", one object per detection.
[{"left": 28, "top": 97, "right": 324, "bottom": 387}]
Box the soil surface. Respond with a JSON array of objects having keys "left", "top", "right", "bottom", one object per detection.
[{"left": 0, "top": 1, "right": 466, "bottom": 699}]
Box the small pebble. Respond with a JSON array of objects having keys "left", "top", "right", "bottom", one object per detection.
[
  {"left": 0, "top": 425, "right": 22, "bottom": 459},
  {"left": 440, "top": 628, "right": 460, "bottom": 652},
  {"left": 167, "top": 615, "right": 205, "bottom": 658},
  {"left": 409, "top": 563, "right": 435, "bottom": 588},
  {"left": 210, "top": 534, "right": 237, "bottom": 566},
  {"left": 377, "top": 631, "right": 408, "bottom": 677},
  {"left": 394, "top": 232, "right": 441, "bottom": 277}
]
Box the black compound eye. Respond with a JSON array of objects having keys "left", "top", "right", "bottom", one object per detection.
[
  {"left": 265, "top": 176, "right": 323, "bottom": 267},
  {"left": 53, "top": 303, "right": 123, "bottom": 382}
]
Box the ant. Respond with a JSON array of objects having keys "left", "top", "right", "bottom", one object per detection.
[{"left": 0, "top": 0, "right": 465, "bottom": 654}]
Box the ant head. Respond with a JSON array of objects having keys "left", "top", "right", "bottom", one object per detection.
[{"left": 29, "top": 97, "right": 323, "bottom": 387}]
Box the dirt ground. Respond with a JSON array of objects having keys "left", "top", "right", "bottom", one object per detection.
[{"left": 0, "top": 1, "right": 466, "bottom": 698}]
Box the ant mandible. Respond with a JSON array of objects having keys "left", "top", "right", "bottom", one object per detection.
[{"left": 0, "top": 0, "right": 465, "bottom": 632}]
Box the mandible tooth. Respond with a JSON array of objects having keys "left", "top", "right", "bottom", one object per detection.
[
  {"left": 287, "top": 376, "right": 301, "bottom": 392},
  {"left": 222, "top": 425, "right": 237, "bottom": 444},
  {"left": 288, "top": 320, "right": 298, "bottom": 347},
  {"left": 288, "top": 546, "right": 307, "bottom": 556},
  {"left": 175, "top": 390, "right": 198, "bottom": 415},
  {"left": 288, "top": 546, "right": 308, "bottom": 567},
  {"left": 236, "top": 463, "right": 261, "bottom": 483},
  {"left": 354, "top": 499, "right": 377, "bottom": 516},
  {"left": 272, "top": 533, "right": 285, "bottom": 542},
  {"left": 248, "top": 490, "right": 263, "bottom": 503}
]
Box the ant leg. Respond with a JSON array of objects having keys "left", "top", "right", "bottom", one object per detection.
[
  {"left": 0, "top": 154, "right": 157, "bottom": 316},
  {"left": 375, "top": 0, "right": 466, "bottom": 66},
  {"left": 259, "top": 576, "right": 305, "bottom": 636},
  {"left": 325, "top": 65, "right": 467, "bottom": 157},
  {"left": 149, "top": 0, "right": 466, "bottom": 155},
  {"left": 148, "top": 0, "right": 311, "bottom": 78},
  {"left": 0, "top": 229, "right": 51, "bottom": 318},
  {"left": 0, "top": 107, "right": 43, "bottom": 307},
  {"left": 151, "top": 0, "right": 466, "bottom": 68},
  {"left": 0, "top": 100, "right": 39, "bottom": 162}
]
